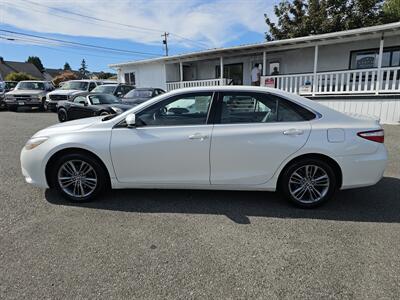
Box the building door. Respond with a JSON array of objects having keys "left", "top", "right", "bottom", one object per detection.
[{"left": 216, "top": 63, "right": 243, "bottom": 85}]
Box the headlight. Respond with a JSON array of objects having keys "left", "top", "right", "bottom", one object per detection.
[
  {"left": 111, "top": 107, "right": 123, "bottom": 114},
  {"left": 24, "top": 137, "right": 49, "bottom": 150}
]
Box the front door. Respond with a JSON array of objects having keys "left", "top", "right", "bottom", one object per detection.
[
  {"left": 110, "top": 92, "right": 215, "bottom": 185},
  {"left": 68, "top": 96, "right": 90, "bottom": 119},
  {"left": 210, "top": 91, "right": 312, "bottom": 185}
]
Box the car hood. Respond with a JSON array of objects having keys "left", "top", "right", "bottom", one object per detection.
[
  {"left": 107, "top": 103, "right": 133, "bottom": 110},
  {"left": 48, "top": 89, "right": 85, "bottom": 96},
  {"left": 33, "top": 116, "right": 103, "bottom": 137},
  {"left": 6, "top": 90, "right": 45, "bottom": 96}
]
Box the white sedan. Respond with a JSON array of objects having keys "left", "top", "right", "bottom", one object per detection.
[{"left": 21, "top": 86, "right": 387, "bottom": 208}]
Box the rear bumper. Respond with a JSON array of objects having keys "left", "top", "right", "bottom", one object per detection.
[{"left": 336, "top": 144, "right": 388, "bottom": 189}]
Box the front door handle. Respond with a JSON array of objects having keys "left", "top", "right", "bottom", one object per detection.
[
  {"left": 283, "top": 129, "right": 304, "bottom": 136},
  {"left": 188, "top": 133, "right": 209, "bottom": 140}
]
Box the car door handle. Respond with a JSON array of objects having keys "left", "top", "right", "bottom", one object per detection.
[
  {"left": 188, "top": 133, "right": 209, "bottom": 140},
  {"left": 283, "top": 129, "right": 304, "bottom": 136}
]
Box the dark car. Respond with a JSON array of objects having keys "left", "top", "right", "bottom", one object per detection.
[
  {"left": 122, "top": 88, "right": 165, "bottom": 106},
  {"left": 90, "top": 83, "right": 134, "bottom": 98},
  {"left": 57, "top": 93, "right": 132, "bottom": 122}
]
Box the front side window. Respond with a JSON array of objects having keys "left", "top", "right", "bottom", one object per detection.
[
  {"left": 88, "top": 82, "right": 96, "bottom": 91},
  {"left": 136, "top": 92, "right": 213, "bottom": 126},
  {"left": 218, "top": 92, "right": 315, "bottom": 124}
]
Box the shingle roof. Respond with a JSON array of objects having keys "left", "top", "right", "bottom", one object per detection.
[{"left": 0, "top": 60, "right": 44, "bottom": 80}]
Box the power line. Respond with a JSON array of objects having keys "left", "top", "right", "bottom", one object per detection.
[
  {"left": 0, "top": 29, "right": 162, "bottom": 57},
  {"left": 18, "top": 0, "right": 210, "bottom": 50}
]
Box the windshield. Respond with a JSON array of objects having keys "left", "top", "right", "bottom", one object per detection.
[
  {"left": 91, "top": 85, "right": 116, "bottom": 94},
  {"left": 60, "top": 81, "right": 89, "bottom": 91},
  {"left": 16, "top": 81, "right": 45, "bottom": 90},
  {"left": 125, "top": 89, "right": 153, "bottom": 98},
  {"left": 89, "top": 94, "right": 120, "bottom": 104}
]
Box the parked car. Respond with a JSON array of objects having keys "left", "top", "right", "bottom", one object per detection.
[
  {"left": 57, "top": 93, "right": 132, "bottom": 122},
  {"left": 21, "top": 86, "right": 387, "bottom": 208},
  {"left": 122, "top": 88, "right": 165, "bottom": 106},
  {"left": 0, "top": 81, "right": 18, "bottom": 110},
  {"left": 90, "top": 83, "right": 134, "bottom": 98},
  {"left": 45, "top": 80, "right": 103, "bottom": 112},
  {"left": 4, "top": 81, "right": 54, "bottom": 111}
]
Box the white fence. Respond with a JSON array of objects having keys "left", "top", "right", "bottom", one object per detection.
[
  {"left": 261, "top": 67, "right": 400, "bottom": 96},
  {"left": 166, "top": 78, "right": 229, "bottom": 91}
]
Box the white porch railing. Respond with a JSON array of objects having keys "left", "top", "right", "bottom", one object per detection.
[
  {"left": 166, "top": 78, "right": 229, "bottom": 91},
  {"left": 261, "top": 67, "right": 400, "bottom": 95}
]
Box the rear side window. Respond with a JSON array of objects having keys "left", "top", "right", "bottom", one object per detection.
[{"left": 217, "top": 92, "right": 315, "bottom": 124}]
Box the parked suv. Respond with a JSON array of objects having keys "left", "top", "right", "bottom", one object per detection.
[
  {"left": 45, "top": 80, "right": 102, "bottom": 111},
  {"left": 4, "top": 81, "right": 54, "bottom": 111}
]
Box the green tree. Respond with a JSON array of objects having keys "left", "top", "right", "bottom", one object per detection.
[
  {"left": 383, "top": 0, "right": 400, "bottom": 22},
  {"left": 265, "top": 0, "right": 386, "bottom": 41},
  {"left": 79, "top": 59, "right": 88, "bottom": 77},
  {"left": 26, "top": 56, "right": 44, "bottom": 72},
  {"left": 5, "top": 72, "right": 37, "bottom": 81},
  {"left": 63, "top": 62, "right": 71, "bottom": 71}
]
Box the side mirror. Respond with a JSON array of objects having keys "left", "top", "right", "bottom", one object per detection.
[{"left": 125, "top": 113, "right": 136, "bottom": 127}]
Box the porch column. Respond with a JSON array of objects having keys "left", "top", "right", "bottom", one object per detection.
[
  {"left": 179, "top": 61, "right": 183, "bottom": 88},
  {"left": 312, "top": 44, "right": 319, "bottom": 96},
  {"left": 262, "top": 51, "right": 267, "bottom": 76},
  {"left": 376, "top": 34, "right": 384, "bottom": 95},
  {"left": 219, "top": 56, "right": 224, "bottom": 85}
]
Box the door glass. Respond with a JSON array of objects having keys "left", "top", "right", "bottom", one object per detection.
[
  {"left": 137, "top": 92, "right": 213, "bottom": 126},
  {"left": 73, "top": 96, "right": 87, "bottom": 105},
  {"left": 219, "top": 92, "right": 315, "bottom": 124}
]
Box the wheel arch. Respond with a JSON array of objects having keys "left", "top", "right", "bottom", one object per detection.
[
  {"left": 45, "top": 147, "right": 111, "bottom": 188},
  {"left": 277, "top": 153, "right": 343, "bottom": 190}
]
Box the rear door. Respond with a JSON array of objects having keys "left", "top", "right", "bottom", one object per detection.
[{"left": 210, "top": 91, "right": 313, "bottom": 185}]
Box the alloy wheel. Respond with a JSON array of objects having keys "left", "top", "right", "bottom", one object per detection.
[
  {"left": 288, "top": 164, "right": 330, "bottom": 204},
  {"left": 57, "top": 160, "right": 98, "bottom": 198}
]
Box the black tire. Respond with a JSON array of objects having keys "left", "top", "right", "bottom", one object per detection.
[
  {"left": 279, "top": 158, "right": 337, "bottom": 208},
  {"left": 58, "top": 108, "right": 68, "bottom": 122},
  {"left": 50, "top": 153, "right": 108, "bottom": 202}
]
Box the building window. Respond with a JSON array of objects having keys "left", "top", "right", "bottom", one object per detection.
[
  {"left": 124, "top": 72, "right": 136, "bottom": 86},
  {"left": 350, "top": 47, "right": 400, "bottom": 69}
]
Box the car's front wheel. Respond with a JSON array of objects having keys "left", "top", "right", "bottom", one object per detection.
[
  {"left": 280, "top": 158, "right": 337, "bottom": 208},
  {"left": 51, "top": 153, "right": 108, "bottom": 202},
  {"left": 58, "top": 108, "right": 68, "bottom": 122}
]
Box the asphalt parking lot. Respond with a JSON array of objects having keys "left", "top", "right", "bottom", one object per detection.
[{"left": 0, "top": 110, "right": 399, "bottom": 299}]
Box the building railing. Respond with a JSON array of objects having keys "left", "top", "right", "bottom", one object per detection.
[
  {"left": 166, "top": 78, "right": 229, "bottom": 91},
  {"left": 261, "top": 66, "right": 400, "bottom": 95}
]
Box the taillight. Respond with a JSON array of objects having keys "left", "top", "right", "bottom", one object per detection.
[{"left": 357, "top": 129, "right": 384, "bottom": 143}]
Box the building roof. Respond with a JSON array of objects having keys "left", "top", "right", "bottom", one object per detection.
[
  {"left": 0, "top": 59, "right": 44, "bottom": 80},
  {"left": 110, "top": 21, "right": 400, "bottom": 68}
]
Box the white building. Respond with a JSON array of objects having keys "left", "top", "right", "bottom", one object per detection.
[{"left": 110, "top": 22, "right": 400, "bottom": 124}]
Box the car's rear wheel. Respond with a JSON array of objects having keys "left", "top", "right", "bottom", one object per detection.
[
  {"left": 280, "top": 158, "right": 337, "bottom": 208},
  {"left": 51, "top": 153, "right": 107, "bottom": 202},
  {"left": 58, "top": 108, "right": 68, "bottom": 122}
]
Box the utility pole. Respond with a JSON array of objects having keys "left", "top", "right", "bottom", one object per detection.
[{"left": 162, "top": 32, "right": 169, "bottom": 56}]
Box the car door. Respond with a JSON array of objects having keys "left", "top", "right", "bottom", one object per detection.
[
  {"left": 68, "top": 96, "right": 90, "bottom": 120},
  {"left": 110, "top": 92, "right": 215, "bottom": 185},
  {"left": 210, "top": 91, "right": 313, "bottom": 185}
]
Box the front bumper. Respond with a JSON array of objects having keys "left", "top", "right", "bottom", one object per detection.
[
  {"left": 45, "top": 100, "right": 60, "bottom": 111},
  {"left": 5, "top": 99, "right": 42, "bottom": 107},
  {"left": 20, "top": 147, "right": 49, "bottom": 189}
]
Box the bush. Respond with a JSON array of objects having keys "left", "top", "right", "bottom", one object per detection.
[
  {"left": 5, "top": 72, "right": 37, "bottom": 81},
  {"left": 52, "top": 71, "right": 78, "bottom": 87}
]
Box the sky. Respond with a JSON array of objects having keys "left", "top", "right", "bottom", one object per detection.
[{"left": 0, "top": 0, "right": 278, "bottom": 72}]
